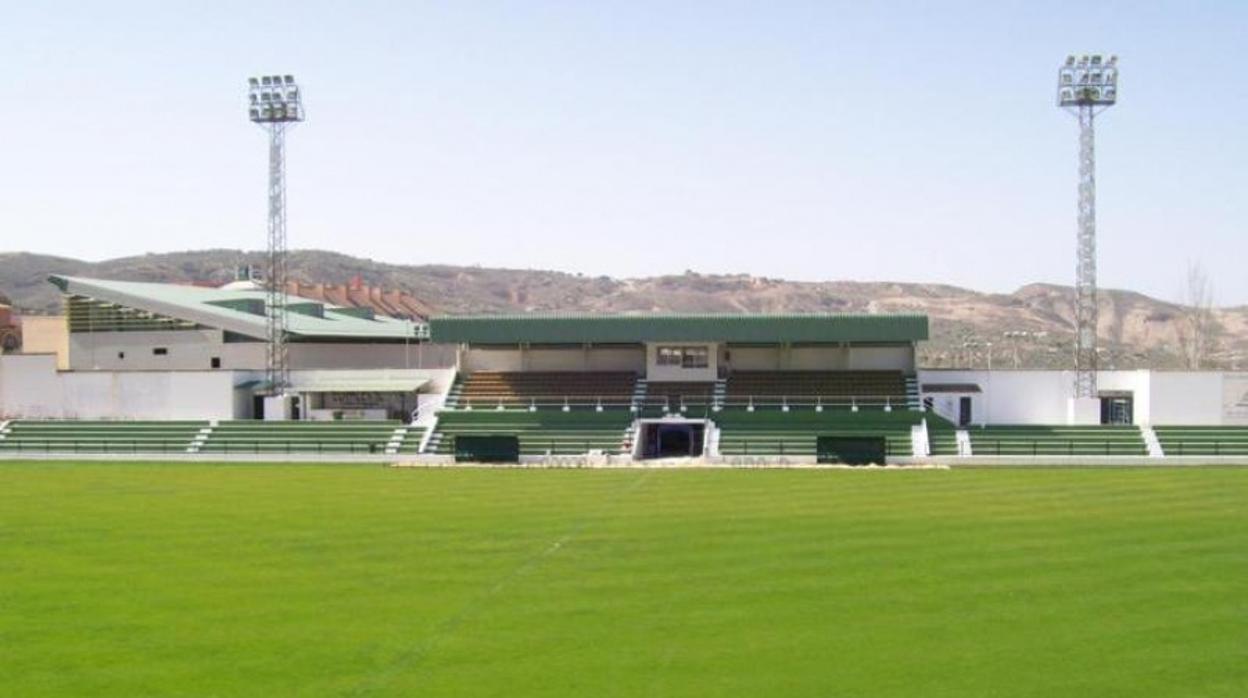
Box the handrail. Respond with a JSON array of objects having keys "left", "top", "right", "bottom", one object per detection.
[
  {"left": 972, "top": 439, "right": 1148, "bottom": 455},
  {"left": 4, "top": 438, "right": 389, "bottom": 455}
]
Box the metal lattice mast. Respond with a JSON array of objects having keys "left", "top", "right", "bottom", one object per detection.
[
  {"left": 248, "top": 75, "right": 304, "bottom": 396},
  {"left": 266, "top": 123, "right": 290, "bottom": 394},
  {"left": 1074, "top": 105, "right": 1097, "bottom": 398},
  {"left": 1058, "top": 55, "right": 1118, "bottom": 399}
]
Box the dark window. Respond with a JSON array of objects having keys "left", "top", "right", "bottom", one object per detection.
[
  {"left": 153, "top": 347, "right": 168, "bottom": 356},
  {"left": 117, "top": 351, "right": 125, "bottom": 360},
  {"left": 210, "top": 357, "right": 221, "bottom": 369}
]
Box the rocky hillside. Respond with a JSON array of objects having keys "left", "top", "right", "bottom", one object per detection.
[{"left": 2, "top": 249, "right": 1245, "bottom": 370}]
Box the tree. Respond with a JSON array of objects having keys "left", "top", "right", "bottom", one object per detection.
[{"left": 1176, "top": 262, "right": 1219, "bottom": 369}]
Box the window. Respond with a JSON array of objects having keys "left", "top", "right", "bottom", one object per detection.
[
  {"left": 655, "top": 345, "right": 709, "bottom": 369},
  {"left": 153, "top": 347, "right": 168, "bottom": 356},
  {"left": 681, "top": 346, "right": 709, "bottom": 368},
  {"left": 657, "top": 346, "right": 683, "bottom": 366},
  {"left": 210, "top": 357, "right": 221, "bottom": 369},
  {"left": 117, "top": 351, "right": 125, "bottom": 360}
]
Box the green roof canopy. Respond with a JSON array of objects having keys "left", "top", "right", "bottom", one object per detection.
[
  {"left": 50, "top": 275, "right": 422, "bottom": 341},
  {"left": 430, "top": 313, "right": 928, "bottom": 345}
]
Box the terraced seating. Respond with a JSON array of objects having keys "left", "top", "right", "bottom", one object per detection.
[
  {"left": 715, "top": 410, "right": 921, "bottom": 457},
  {"left": 198, "top": 421, "right": 401, "bottom": 454},
  {"left": 1154, "top": 426, "right": 1248, "bottom": 456},
  {"left": 967, "top": 425, "right": 1147, "bottom": 456},
  {"left": 926, "top": 418, "right": 960, "bottom": 456},
  {"left": 644, "top": 381, "right": 716, "bottom": 408},
  {"left": 392, "top": 426, "right": 428, "bottom": 454},
  {"left": 431, "top": 411, "right": 632, "bottom": 456},
  {"left": 724, "top": 371, "right": 907, "bottom": 409},
  {"left": 0, "top": 420, "right": 206, "bottom": 454},
  {"left": 453, "top": 371, "right": 638, "bottom": 409}
]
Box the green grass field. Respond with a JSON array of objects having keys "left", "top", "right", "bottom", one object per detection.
[{"left": 2, "top": 463, "right": 1246, "bottom": 697}]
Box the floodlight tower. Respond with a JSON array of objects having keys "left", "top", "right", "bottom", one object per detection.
[
  {"left": 1057, "top": 54, "right": 1118, "bottom": 400},
  {"left": 247, "top": 75, "right": 304, "bottom": 396}
]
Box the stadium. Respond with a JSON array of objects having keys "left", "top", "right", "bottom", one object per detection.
[
  {"left": 4, "top": 7, "right": 1247, "bottom": 695},
  {"left": 1, "top": 273, "right": 1247, "bottom": 463}
]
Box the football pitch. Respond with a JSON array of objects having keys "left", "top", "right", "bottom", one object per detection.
[{"left": 1, "top": 463, "right": 1245, "bottom": 697}]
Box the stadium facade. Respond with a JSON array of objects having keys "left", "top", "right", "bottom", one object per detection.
[{"left": 1, "top": 276, "right": 1247, "bottom": 461}]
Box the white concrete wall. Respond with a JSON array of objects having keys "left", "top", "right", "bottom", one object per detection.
[
  {"left": 1223, "top": 373, "right": 1248, "bottom": 426},
  {"left": 289, "top": 342, "right": 456, "bottom": 370},
  {"left": 788, "top": 346, "right": 851, "bottom": 370},
  {"left": 68, "top": 330, "right": 456, "bottom": 372},
  {"left": 919, "top": 369, "right": 1231, "bottom": 426},
  {"left": 723, "top": 346, "right": 782, "bottom": 371},
  {"left": 1148, "top": 372, "right": 1224, "bottom": 425},
  {"left": 462, "top": 347, "right": 524, "bottom": 372},
  {"left": 586, "top": 347, "right": 646, "bottom": 371},
  {"left": 0, "top": 354, "right": 239, "bottom": 420},
  {"left": 848, "top": 345, "right": 915, "bottom": 371},
  {"left": 69, "top": 329, "right": 232, "bottom": 371},
  {"left": 920, "top": 369, "right": 1073, "bottom": 425},
  {"left": 460, "top": 346, "right": 644, "bottom": 373}
]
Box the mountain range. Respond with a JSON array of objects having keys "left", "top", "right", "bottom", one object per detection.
[{"left": 2, "top": 249, "right": 1244, "bottom": 370}]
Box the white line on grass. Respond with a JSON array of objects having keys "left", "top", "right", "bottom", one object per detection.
[{"left": 346, "top": 470, "right": 652, "bottom": 696}]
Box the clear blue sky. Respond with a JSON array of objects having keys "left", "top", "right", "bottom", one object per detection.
[{"left": 1, "top": 2, "right": 1245, "bottom": 302}]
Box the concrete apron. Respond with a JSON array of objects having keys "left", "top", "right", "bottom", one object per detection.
[{"left": 4, "top": 453, "right": 1248, "bottom": 468}]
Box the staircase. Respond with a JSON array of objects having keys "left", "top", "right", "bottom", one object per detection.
[
  {"left": 904, "top": 375, "right": 922, "bottom": 410},
  {"left": 712, "top": 379, "right": 727, "bottom": 411},
  {"left": 424, "top": 429, "right": 446, "bottom": 454},
  {"left": 956, "top": 429, "right": 972, "bottom": 456},
  {"left": 442, "top": 373, "right": 466, "bottom": 410},
  {"left": 1140, "top": 425, "right": 1164, "bottom": 457},
  {"left": 385, "top": 424, "right": 409, "bottom": 455},
  {"left": 621, "top": 421, "right": 639, "bottom": 456},
  {"left": 631, "top": 380, "right": 649, "bottom": 412},
  {"left": 911, "top": 421, "right": 929, "bottom": 457},
  {"left": 187, "top": 421, "right": 216, "bottom": 453}
]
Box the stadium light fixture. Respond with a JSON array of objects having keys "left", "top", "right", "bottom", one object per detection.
[{"left": 247, "top": 74, "right": 305, "bottom": 125}]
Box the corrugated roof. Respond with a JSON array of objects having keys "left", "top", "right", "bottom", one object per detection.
[
  {"left": 430, "top": 312, "right": 927, "bottom": 344},
  {"left": 50, "top": 276, "right": 422, "bottom": 341}
]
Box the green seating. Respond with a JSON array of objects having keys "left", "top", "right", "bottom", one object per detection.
[
  {"left": 451, "top": 371, "right": 638, "bottom": 409},
  {"left": 927, "top": 418, "right": 959, "bottom": 456},
  {"left": 198, "top": 421, "right": 401, "bottom": 454},
  {"left": 393, "top": 426, "right": 428, "bottom": 454},
  {"left": 431, "top": 411, "right": 631, "bottom": 456},
  {"left": 724, "top": 371, "right": 908, "bottom": 409},
  {"left": 714, "top": 410, "right": 922, "bottom": 457},
  {"left": 967, "top": 425, "right": 1147, "bottom": 456},
  {"left": 1154, "top": 426, "right": 1248, "bottom": 456},
  {"left": 0, "top": 420, "right": 207, "bottom": 454}
]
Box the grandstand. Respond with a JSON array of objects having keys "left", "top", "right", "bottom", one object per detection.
[
  {"left": 0, "top": 419, "right": 425, "bottom": 456},
  {"left": 428, "top": 411, "right": 633, "bottom": 457},
  {"left": 446, "top": 371, "right": 638, "bottom": 410},
  {"left": 425, "top": 313, "right": 928, "bottom": 462},
  {"left": 197, "top": 421, "right": 409, "bottom": 455},
  {"left": 966, "top": 425, "right": 1148, "bottom": 456},
  {"left": 0, "top": 420, "right": 206, "bottom": 454},
  {"left": 5, "top": 291, "right": 1248, "bottom": 464},
  {"left": 723, "top": 370, "right": 912, "bottom": 409},
  {"left": 715, "top": 411, "right": 921, "bottom": 460},
  {"left": 926, "top": 419, "right": 960, "bottom": 456},
  {"left": 1154, "top": 426, "right": 1248, "bottom": 456}
]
